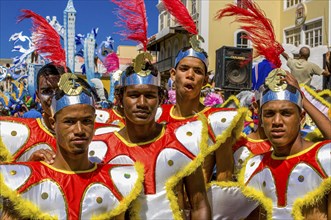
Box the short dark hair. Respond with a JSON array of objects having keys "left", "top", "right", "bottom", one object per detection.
[
  {"left": 36, "top": 63, "right": 63, "bottom": 91},
  {"left": 124, "top": 61, "right": 159, "bottom": 77}
]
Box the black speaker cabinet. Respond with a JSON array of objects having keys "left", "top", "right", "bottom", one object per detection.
[{"left": 215, "top": 46, "right": 252, "bottom": 90}]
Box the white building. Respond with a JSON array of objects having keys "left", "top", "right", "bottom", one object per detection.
[{"left": 63, "top": 0, "right": 76, "bottom": 72}]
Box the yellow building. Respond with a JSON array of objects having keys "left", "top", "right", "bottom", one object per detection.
[{"left": 147, "top": 0, "right": 330, "bottom": 89}]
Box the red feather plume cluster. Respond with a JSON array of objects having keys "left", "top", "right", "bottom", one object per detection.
[
  {"left": 18, "top": 9, "right": 67, "bottom": 71},
  {"left": 215, "top": 0, "right": 284, "bottom": 68},
  {"left": 104, "top": 52, "right": 119, "bottom": 75},
  {"left": 111, "top": 0, "right": 148, "bottom": 51},
  {"left": 161, "top": 0, "right": 198, "bottom": 35}
]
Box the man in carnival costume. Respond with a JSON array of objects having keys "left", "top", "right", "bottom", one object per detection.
[
  {"left": 90, "top": 54, "right": 211, "bottom": 220},
  {"left": 240, "top": 68, "right": 331, "bottom": 219},
  {"left": 216, "top": 0, "right": 331, "bottom": 183},
  {"left": 0, "top": 72, "right": 144, "bottom": 220},
  {"left": 85, "top": 1, "right": 211, "bottom": 219},
  {"left": 158, "top": 0, "right": 247, "bottom": 184},
  {"left": 0, "top": 10, "right": 119, "bottom": 163}
]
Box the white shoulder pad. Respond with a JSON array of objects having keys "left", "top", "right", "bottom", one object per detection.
[
  {"left": 95, "top": 125, "right": 120, "bottom": 135},
  {"left": 21, "top": 180, "right": 67, "bottom": 219},
  {"left": 175, "top": 120, "right": 203, "bottom": 156},
  {"left": 317, "top": 142, "right": 331, "bottom": 176},
  {"left": 95, "top": 109, "right": 110, "bottom": 123},
  {"left": 0, "top": 121, "right": 29, "bottom": 155},
  {"left": 209, "top": 110, "right": 237, "bottom": 136},
  {"left": 81, "top": 183, "right": 120, "bottom": 219},
  {"left": 88, "top": 141, "right": 108, "bottom": 163},
  {"left": 110, "top": 166, "right": 139, "bottom": 197},
  {"left": 17, "top": 144, "right": 54, "bottom": 162},
  {"left": 244, "top": 155, "right": 263, "bottom": 184},
  {"left": 0, "top": 164, "right": 31, "bottom": 190},
  {"left": 287, "top": 163, "right": 323, "bottom": 205}
]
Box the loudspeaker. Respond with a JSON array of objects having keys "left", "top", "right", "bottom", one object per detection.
[{"left": 215, "top": 46, "right": 252, "bottom": 90}]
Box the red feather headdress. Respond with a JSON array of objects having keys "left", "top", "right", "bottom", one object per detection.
[
  {"left": 215, "top": 0, "right": 284, "bottom": 68},
  {"left": 111, "top": 0, "right": 148, "bottom": 51},
  {"left": 161, "top": 0, "right": 198, "bottom": 35},
  {"left": 18, "top": 9, "right": 67, "bottom": 71}
]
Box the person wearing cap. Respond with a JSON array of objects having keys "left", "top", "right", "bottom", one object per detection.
[
  {"left": 281, "top": 47, "right": 330, "bottom": 86},
  {"left": 154, "top": 45, "right": 256, "bottom": 219},
  {"left": 157, "top": 46, "right": 247, "bottom": 183},
  {"left": 89, "top": 55, "right": 211, "bottom": 219},
  {"left": 0, "top": 73, "right": 144, "bottom": 219},
  {"left": 239, "top": 69, "right": 331, "bottom": 219}
]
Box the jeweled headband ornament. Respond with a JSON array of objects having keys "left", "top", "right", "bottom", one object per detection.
[
  {"left": 51, "top": 73, "right": 94, "bottom": 116},
  {"left": 161, "top": 0, "right": 208, "bottom": 69},
  {"left": 260, "top": 69, "right": 302, "bottom": 108},
  {"left": 111, "top": 0, "right": 160, "bottom": 87}
]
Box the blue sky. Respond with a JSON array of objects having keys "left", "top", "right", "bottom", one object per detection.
[{"left": 0, "top": 0, "right": 159, "bottom": 59}]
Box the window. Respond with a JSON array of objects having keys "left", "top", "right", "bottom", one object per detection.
[
  {"left": 160, "top": 13, "right": 164, "bottom": 30},
  {"left": 285, "top": 27, "right": 301, "bottom": 46},
  {"left": 286, "top": 0, "right": 302, "bottom": 8},
  {"left": 236, "top": 32, "right": 249, "bottom": 48},
  {"left": 167, "top": 12, "right": 171, "bottom": 27},
  {"left": 304, "top": 20, "right": 322, "bottom": 47},
  {"left": 167, "top": 45, "right": 171, "bottom": 57}
]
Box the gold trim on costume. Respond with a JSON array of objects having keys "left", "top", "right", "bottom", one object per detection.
[
  {"left": 114, "top": 125, "right": 166, "bottom": 147},
  {"left": 170, "top": 105, "right": 211, "bottom": 120},
  {"left": 271, "top": 142, "right": 319, "bottom": 160},
  {"left": 40, "top": 161, "right": 98, "bottom": 174}
]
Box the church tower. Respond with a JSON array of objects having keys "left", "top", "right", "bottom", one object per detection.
[
  {"left": 63, "top": 0, "right": 76, "bottom": 72},
  {"left": 84, "top": 33, "right": 96, "bottom": 84}
]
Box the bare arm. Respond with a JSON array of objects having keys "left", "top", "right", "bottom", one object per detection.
[
  {"left": 285, "top": 72, "right": 331, "bottom": 139},
  {"left": 281, "top": 51, "right": 290, "bottom": 60},
  {"left": 184, "top": 166, "right": 211, "bottom": 220},
  {"left": 328, "top": 191, "right": 331, "bottom": 220},
  {"left": 322, "top": 51, "right": 330, "bottom": 77},
  {"left": 215, "top": 136, "right": 236, "bottom": 181}
]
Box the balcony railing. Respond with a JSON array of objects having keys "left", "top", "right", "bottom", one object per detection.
[{"left": 155, "top": 56, "right": 174, "bottom": 73}]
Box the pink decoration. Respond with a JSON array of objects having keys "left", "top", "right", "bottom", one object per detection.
[
  {"left": 204, "top": 92, "right": 223, "bottom": 107},
  {"left": 104, "top": 52, "right": 119, "bottom": 75}
]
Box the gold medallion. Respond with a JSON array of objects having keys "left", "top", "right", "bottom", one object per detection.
[
  {"left": 189, "top": 35, "right": 205, "bottom": 52},
  {"left": 58, "top": 73, "right": 83, "bottom": 95},
  {"left": 265, "top": 68, "right": 287, "bottom": 92},
  {"left": 133, "top": 52, "right": 153, "bottom": 76}
]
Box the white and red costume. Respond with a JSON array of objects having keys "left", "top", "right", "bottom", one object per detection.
[
  {"left": 90, "top": 119, "right": 206, "bottom": 219},
  {"left": 232, "top": 134, "right": 272, "bottom": 175},
  {"left": 151, "top": 104, "right": 258, "bottom": 219},
  {"left": 241, "top": 140, "right": 331, "bottom": 219},
  {"left": 95, "top": 108, "right": 125, "bottom": 126},
  {"left": 0, "top": 116, "right": 120, "bottom": 162},
  {"left": 0, "top": 161, "right": 143, "bottom": 219}
]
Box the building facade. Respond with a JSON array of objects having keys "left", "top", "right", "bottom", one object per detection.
[{"left": 147, "top": 0, "right": 330, "bottom": 88}]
